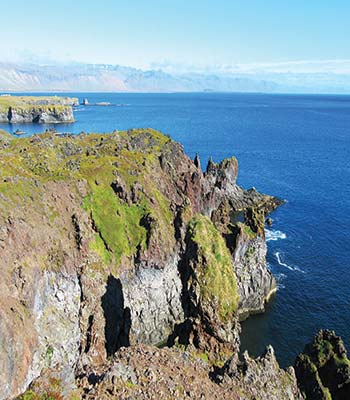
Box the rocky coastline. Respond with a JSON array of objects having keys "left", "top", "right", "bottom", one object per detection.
[
  {"left": 0, "top": 128, "right": 348, "bottom": 399},
  {"left": 0, "top": 95, "right": 78, "bottom": 123}
]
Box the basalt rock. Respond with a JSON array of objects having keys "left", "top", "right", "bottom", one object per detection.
[
  {"left": 295, "top": 330, "right": 350, "bottom": 400},
  {"left": 0, "top": 96, "right": 77, "bottom": 123},
  {"left": 7, "top": 106, "right": 74, "bottom": 123},
  {"left": 30, "top": 343, "right": 302, "bottom": 399},
  {"left": 0, "top": 128, "right": 283, "bottom": 399},
  {"left": 222, "top": 346, "right": 303, "bottom": 400}
]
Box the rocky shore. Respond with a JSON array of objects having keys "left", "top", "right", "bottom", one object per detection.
[
  {"left": 0, "top": 128, "right": 348, "bottom": 399},
  {"left": 0, "top": 95, "right": 78, "bottom": 123}
]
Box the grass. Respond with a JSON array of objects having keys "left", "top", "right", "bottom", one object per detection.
[
  {"left": 236, "top": 221, "right": 257, "bottom": 239},
  {"left": 188, "top": 214, "right": 239, "bottom": 321},
  {"left": 0, "top": 95, "right": 78, "bottom": 113},
  {"left": 89, "top": 233, "right": 111, "bottom": 265},
  {"left": 19, "top": 377, "right": 64, "bottom": 400},
  {"left": 0, "top": 128, "right": 177, "bottom": 271},
  {"left": 83, "top": 182, "right": 148, "bottom": 266}
]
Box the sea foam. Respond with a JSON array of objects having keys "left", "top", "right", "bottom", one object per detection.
[
  {"left": 275, "top": 252, "right": 305, "bottom": 273},
  {"left": 265, "top": 229, "right": 287, "bottom": 242}
]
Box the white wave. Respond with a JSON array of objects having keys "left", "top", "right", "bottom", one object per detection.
[
  {"left": 294, "top": 265, "right": 306, "bottom": 273},
  {"left": 275, "top": 252, "right": 305, "bottom": 273},
  {"left": 265, "top": 229, "right": 287, "bottom": 242}
]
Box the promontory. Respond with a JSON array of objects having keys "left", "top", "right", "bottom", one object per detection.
[
  {"left": 0, "top": 129, "right": 348, "bottom": 399},
  {"left": 0, "top": 95, "right": 78, "bottom": 123}
]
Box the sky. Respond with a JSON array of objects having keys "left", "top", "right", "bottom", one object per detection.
[{"left": 2, "top": 0, "right": 350, "bottom": 72}]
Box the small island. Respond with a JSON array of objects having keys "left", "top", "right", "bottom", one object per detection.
[{"left": 0, "top": 94, "right": 78, "bottom": 123}]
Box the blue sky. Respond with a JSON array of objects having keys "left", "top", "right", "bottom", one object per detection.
[{"left": 2, "top": 0, "right": 350, "bottom": 71}]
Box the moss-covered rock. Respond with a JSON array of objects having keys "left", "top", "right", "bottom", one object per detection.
[
  {"left": 186, "top": 214, "right": 239, "bottom": 322},
  {"left": 295, "top": 330, "right": 350, "bottom": 400},
  {"left": 0, "top": 128, "right": 283, "bottom": 399}
]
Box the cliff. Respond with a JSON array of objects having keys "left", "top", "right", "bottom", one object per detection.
[
  {"left": 0, "top": 128, "right": 300, "bottom": 399},
  {"left": 295, "top": 330, "right": 350, "bottom": 399},
  {"left": 0, "top": 95, "right": 78, "bottom": 123}
]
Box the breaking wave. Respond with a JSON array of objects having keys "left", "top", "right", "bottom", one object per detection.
[
  {"left": 275, "top": 252, "right": 305, "bottom": 273},
  {"left": 265, "top": 229, "right": 287, "bottom": 242}
]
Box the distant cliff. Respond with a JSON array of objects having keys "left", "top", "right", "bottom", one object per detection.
[{"left": 0, "top": 95, "right": 78, "bottom": 123}]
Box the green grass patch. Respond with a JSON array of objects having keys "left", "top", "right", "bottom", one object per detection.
[
  {"left": 188, "top": 214, "right": 239, "bottom": 321},
  {"left": 89, "top": 233, "right": 111, "bottom": 265},
  {"left": 84, "top": 181, "right": 147, "bottom": 267}
]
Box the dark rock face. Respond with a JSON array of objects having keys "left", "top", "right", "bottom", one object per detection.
[
  {"left": 295, "top": 330, "right": 350, "bottom": 400},
  {"left": 0, "top": 129, "right": 286, "bottom": 399}
]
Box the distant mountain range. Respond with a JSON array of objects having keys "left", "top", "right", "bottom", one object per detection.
[{"left": 1, "top": 62, "right": 350, "bottom": 93}]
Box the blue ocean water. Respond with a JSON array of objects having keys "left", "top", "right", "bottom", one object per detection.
[{"left": 2, "top": 92, "right": 350, "bottom": 367}]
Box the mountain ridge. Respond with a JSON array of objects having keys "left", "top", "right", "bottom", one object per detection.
[{"left": 2, "top": 61, "right": 350, "bottom": 94}]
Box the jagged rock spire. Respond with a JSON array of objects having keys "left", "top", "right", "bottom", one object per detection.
[
  {"left": 206, "top": 156, "right": 216, "bottom": 173},
  {"left": 194, "top": 153, "right": 201, "bottom": 169}
]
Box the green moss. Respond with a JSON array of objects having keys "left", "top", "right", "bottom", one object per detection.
[
  {"left": 46, "top": 345, "right": 54, "bottom": 364},
  {"left": 0, "top": 95, "right": 77, "bottom": 113},
  {"left": 89, "top": 233, "right": 111, "bottom": 265},
  {"left": 0, "top": 128, "right": 177, "bottom": 272},
  {"left": 152, "top": 187, "right": 173, "bottom": 226},
  {"left": 334, "top": 354, "right": 350, "bottom": 368},
  {"left": 195, "top": 351, "right": 209, "bottom": 363},
  {"left": 188, "top": 214, "right": 239, "bottom": 321},
  {"left": 236, "top": 222, "right": 256, "bottom": 239},
  {"left": 125, "top": 380, "right": 135, "bottom": 389},
  {"left": 83, "top": 181, "right": 147, "bottom": 266}
]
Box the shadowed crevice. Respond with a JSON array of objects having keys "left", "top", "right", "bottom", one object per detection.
[{"left": 101, "top": 275, "right": 131, "bottom": 357}]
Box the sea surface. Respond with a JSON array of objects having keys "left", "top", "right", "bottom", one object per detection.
[{"left": 2, "top": 92, "right": 350, "bottom": 367}]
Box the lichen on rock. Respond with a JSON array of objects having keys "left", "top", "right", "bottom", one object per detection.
[
  {"left": 0, "top": 128, "right": 287, "bottom": 399},
  {"left": 295, "top": 330, "right": 350, "bottom": 400}
]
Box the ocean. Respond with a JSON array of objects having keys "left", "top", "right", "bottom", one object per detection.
[{"left": 2, "top": 92, "right": 350, "bottom": 367}]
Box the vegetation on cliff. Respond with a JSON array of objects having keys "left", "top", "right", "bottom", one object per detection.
[
  {"left": 0, "top": 129, "right": 177, "bottom": 271},
  {"left": 0, "top": 95, "right": 77, "bottom": 123},
  {"left": 187, "top": 214, "right": 239, "bottom": 321},
  {"left": 295, "top": 330, "right": 350, "bottom": 400},
  {"left": 0, "top": 127, "right": 289, "bottom": 400}
]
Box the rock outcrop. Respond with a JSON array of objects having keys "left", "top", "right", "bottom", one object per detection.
[
  {"left": 223, "top": 346, "right": 303, "bottom": 400},
  {"left": 295, "top": 330, "right": 350, "bottom": 400},
  {"left": 24, "top": 343, "right": 302, "bottom": 400},
  {"left": 0, "top": 95, "right": 77, "bottom": 123},
  {"left": 0, "top": 128, "right": 289, "bottom": 399}
]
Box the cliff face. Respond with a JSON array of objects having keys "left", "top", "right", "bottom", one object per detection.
[
  {"left": 6, "top": 106, "right": 74, "bottom": 123},
  {"left": 0, "top": 129, "right": 294, "bottom": 399},
  {"left": 0, "top": 95, "right": 77, "bottom": 123},
  {"left": 295, "top": 330, "right": 350, "bottom": 400}
]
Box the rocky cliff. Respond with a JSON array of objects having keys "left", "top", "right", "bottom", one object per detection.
[
  {"left": 295, "top": 330, "right": 350, "bottom": 400},
  {"left": 0, "top": 128, "right": 301, "bottom": 399},
  {"left": 0, "top": 95, "right": 77, "bottom": 123}
]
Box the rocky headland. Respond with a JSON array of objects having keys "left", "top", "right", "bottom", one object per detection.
[
  {"left": 0, "top": 95, "right": 78, "bottom": 124},
  {"left": 0, "top": 128, "right": 348, "bottom": 399}
]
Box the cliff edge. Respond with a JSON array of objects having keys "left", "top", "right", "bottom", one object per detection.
[
  {"left": 0, "top": 129, "right": 298, "bottom": 399},
  {"left": 0, "top": 95, "right": 78, "bottom": 123}
]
